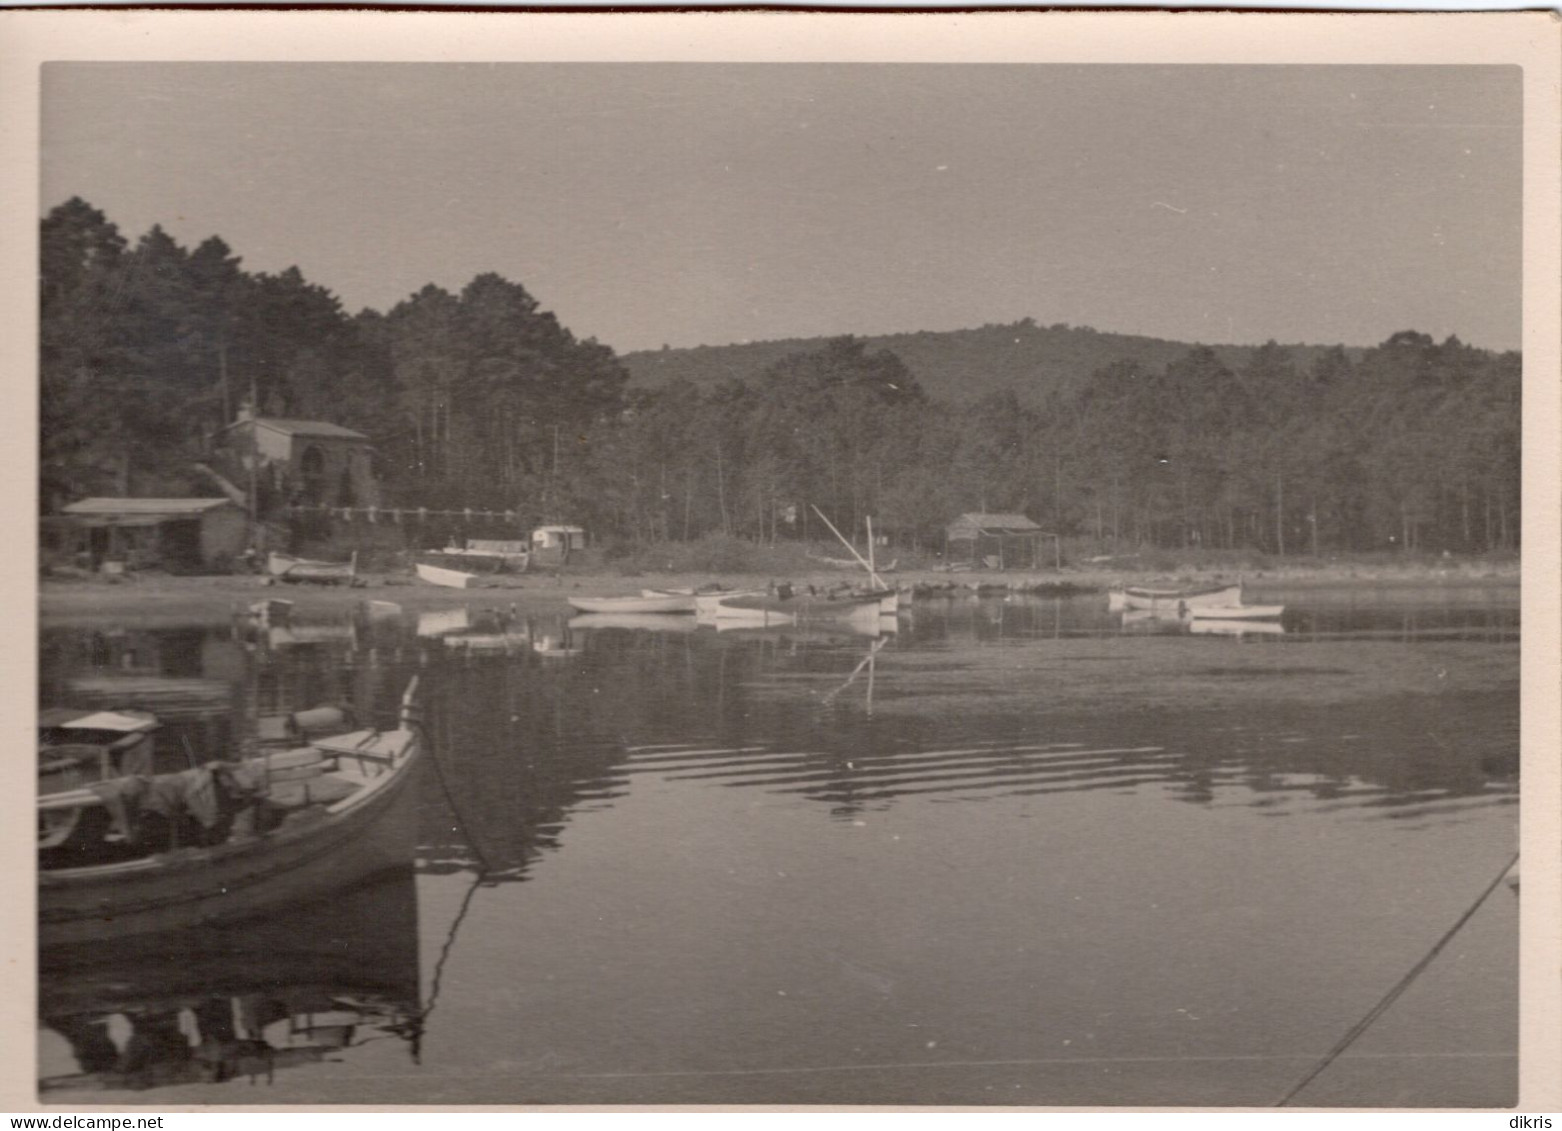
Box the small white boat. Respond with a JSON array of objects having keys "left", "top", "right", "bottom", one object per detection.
[
  {"left": 363, "top": 599, "right": 402, "bottom": 619},
  {"left": 693, "top": 588, "right": 766, "bottom": 617},
  {"left": 267, "top": 551, "right": 358, "bottom": 586},
  {"left": 424, "top": 539, "right": 530, "bottom": 573},
  {"left": 717, "top": 589, "right": 891, "bottom": 627},
  {"left": 1188, "top": 603, "right": 1285, "bottom": 620},
  {"left": 567, "top": 594, "right": 697, "bottom": 615},
  {"left": 1121, "top": 583, "right": 1242, "bottom": 612},
  {"left": 638, "top": 589, "right": 699, "bottom": 612},
  {"left": 417, "top": 562, "right": 483, "bottom": 589},
  {"left": 703, "top": 604, "right": 798, "bottom": 628}
]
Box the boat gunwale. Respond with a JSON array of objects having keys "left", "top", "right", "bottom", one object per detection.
[
  {"left": 38, "top": 729, "right": 418, "bottom": 888},
  {"left": 1122, "top": 583, "right": 1242, "bottom": 600}
]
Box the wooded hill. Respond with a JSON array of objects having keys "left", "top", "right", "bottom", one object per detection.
[
  {"left": 622, "top": 323, "right": 1362, "bottom": 406},
  {"left": 39, "top": 198, "right": 1521, "bottom": 560}
]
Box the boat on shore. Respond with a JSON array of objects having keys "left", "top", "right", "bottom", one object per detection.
[
  {"left": 416, "top": 561, "right": 485, "bottom": 589},
  {"left": 267, "top": 552, "right": 358, "bottom": 587},
  {"left": 567, "top": 593, "right": 697, "bottom": 615},
  {"left": 39, "top": 678, "right": 424, "bottom": 948},
  {"left": 421, "top": 538, "right": 530, "bottom": 574}
]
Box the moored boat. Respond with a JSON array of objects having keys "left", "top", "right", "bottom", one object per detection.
[
  {"left": 567, "top": 593, "right": 697, "bottom": 615},
  {"left": 267, "top": 551, "right": 358, "bottom": 586},
  {"left": 1120, "top": 583, "right": 1241, "bottom": 612},
  {"left": 39, "top": 678, "right": 425, "bottom": 947},
  {"left": 638, "top": 589, "right": 699, "bottom": 612},
  {"left": 422, "top": 539, "right": 530, "bottom": 574},
  {"left": 716, "top": 587, "right": 892, "bottom": 627},
  {"left": 693, "top": 588, "right": 766, "bottom": 617}
]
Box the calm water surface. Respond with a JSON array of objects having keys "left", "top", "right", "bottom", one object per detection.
[{"left": 37, "top": 586, "right": 1519, "bottom": 1106}]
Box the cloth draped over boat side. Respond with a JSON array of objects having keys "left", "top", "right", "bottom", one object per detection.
[{"left": 85, "top": 762, "right": 270, "bottom": 848}]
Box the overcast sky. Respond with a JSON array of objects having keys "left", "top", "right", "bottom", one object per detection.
[{"left": 41, "top": 63, "right": 1521, "bottom": 354}]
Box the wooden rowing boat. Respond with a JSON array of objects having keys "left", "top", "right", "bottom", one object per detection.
[
  {"left": 567, "top": 594, "right": 697, "bottom": 615},
  {"left": 416, "top": 561, "right": 484, "bottom": 589},
  {"left": 638, "top": 589, "right": 700, "bottom": 612},
  {"left": 39, "top": 679, "right": 424, "bottom": 948},
  {"left": 267, "top": 551, "right": 358, "bottom": 586},
  {"left": 692, "top": 588, "right": 766, "bottom": 617},
  {"left": 716, "top": 588, "right": 893, "bottom": 626},
  {"left": 1119, "top": 583, "right": 1242, "bottom": 612},
  {"left": 422, "top": 539, "right": 530, "bottom": 574}
]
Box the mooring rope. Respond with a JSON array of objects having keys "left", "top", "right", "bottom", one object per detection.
[{"left": 1276, "top": 849, "right": 1520, "bottom": 1107}]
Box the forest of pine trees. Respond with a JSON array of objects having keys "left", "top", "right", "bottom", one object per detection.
[{"left": 40, "top": 198, "right": 1521, "bottom": 558}]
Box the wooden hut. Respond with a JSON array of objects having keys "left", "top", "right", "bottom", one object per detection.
[
  {"left": 944, "top": 513, "right": 1054, "bottom": 570},
  {"left": 54, "top": 498, "right": 249, "bottom": 573}
]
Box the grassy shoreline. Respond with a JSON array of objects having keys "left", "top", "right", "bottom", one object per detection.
[{"left": 36, "top": 557, "right": 1519, "bottom": 626}]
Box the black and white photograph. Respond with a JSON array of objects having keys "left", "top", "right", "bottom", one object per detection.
[{"left": 8, "top": 10, "right": 1560, "bottom": 1114}]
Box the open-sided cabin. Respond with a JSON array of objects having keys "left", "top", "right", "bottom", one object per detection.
[
  {"left": 53, "top": 498, "right": 248, "bottom": 574},
  {"left": 944, "top": 512, "right": 1055, "bottom": 570}
]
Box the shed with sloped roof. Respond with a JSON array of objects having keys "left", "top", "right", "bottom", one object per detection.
[
  {"left": 944, "top": 512, "right": 1054, "bottom": 570},
  {"left": 53, "top": 498, "right": 247, "bottom": 572}
]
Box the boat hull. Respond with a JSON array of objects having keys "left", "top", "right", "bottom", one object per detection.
[
  {"left": 1121, "top": 584, "right": 1241, "bottom": 611},
  {"left": 567, "top": 595, "right": 696, "bottom": 615},
  {"left": 717, "top": 591, "right": 891, "bottom": 625},
  {"left": 39, "top": 743, "right": 421, "bottom": 948},
  {"left": 267, "top": 553, "right": 357, "bottom": 586},
  {"left": 416, "top": 562, "right": 483, "bottom": 589},
  {"left": 693, "top": 590, "right": 765, "bottom": 617},
  {"left": 638, "top": 590, "right": 701, "bottom": 612}
]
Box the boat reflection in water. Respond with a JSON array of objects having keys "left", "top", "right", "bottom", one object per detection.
[
  {"left": 39, "top": 864, "right": 422, "bottom": 1094},
  {"left": 1118, "top": 608, "right": 1287, "bottom": 638}
]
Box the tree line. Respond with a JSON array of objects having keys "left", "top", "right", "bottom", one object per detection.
[{"left": 41, "top": 198, "right": 1520, "bottom": 557}]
